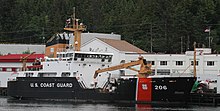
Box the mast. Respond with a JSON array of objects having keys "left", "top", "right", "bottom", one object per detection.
[
  {"left": 64, "top": 7, "right": 86, "bottom": 51},
  {"left": 193, "top": 42, "right": 196, "bottom": 77}
]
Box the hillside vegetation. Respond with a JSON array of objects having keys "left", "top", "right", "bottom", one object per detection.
[{"left": 1, "top": 0, "right": 220, "bottom": 53}]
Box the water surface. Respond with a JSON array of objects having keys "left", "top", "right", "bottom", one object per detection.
[{"left": 0, "top": 97, "right": 219, "bottom": 111}]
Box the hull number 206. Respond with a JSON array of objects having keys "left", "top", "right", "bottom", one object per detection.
[{"left": 154, "top": 85, "right": 167, "bottom": 90}]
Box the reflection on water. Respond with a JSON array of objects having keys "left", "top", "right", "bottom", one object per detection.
[{"left": 0, "top": 96, "right": 219, "bottom": 111}]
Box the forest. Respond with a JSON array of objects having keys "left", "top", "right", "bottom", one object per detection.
[{"left": 1, "top": 0, "right": 220, "bottom": 53}]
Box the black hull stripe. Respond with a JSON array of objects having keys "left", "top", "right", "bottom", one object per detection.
[{"left": 7, "top": 77, "right": 196, "bottom": 102}]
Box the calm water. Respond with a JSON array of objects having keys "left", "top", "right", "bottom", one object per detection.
[{"left": 0, "top": 96, "right": 220, "bottom": 111}]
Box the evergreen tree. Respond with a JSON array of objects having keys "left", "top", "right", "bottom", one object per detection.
[{"left": 0, "top": 0, "right": 220, "bottom": 53}]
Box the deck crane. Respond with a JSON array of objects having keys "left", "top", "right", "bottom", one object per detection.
[
  {"left": 21, "top": 52, "right": 36, "bottom": 71},
  {"left": 93, "top": 56, "right": 152, "bottom": 79}
]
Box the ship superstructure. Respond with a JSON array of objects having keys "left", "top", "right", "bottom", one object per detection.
[{"left": 7, "top": 9, "right": 196, "bottom": 102}]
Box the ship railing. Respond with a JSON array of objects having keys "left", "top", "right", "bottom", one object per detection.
[
  {"left": 77, "top": 77, "right": 88, "bottom": 88},
  {"left": 170, "top": 73, "right": 194, "bottom": 77},
  {"left": 78, "top": 81, "right": 85, "bottom": 88},
  {"left": 66, "top": 24, "right": 86, "bottom": 29},
  {"left": 101, "top": 79, "right": 109, "bottom": 89}
]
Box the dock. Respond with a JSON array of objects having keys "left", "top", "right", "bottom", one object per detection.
[{"left": 189, "top": 93, "right": 220, "bottom": 106}]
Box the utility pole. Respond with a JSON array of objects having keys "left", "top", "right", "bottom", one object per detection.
[
  {"left": 181, "top": 36, "right": 183, "bottom": 54},
  {"left": 205, "top": 26, "right": 211, "bottom": 48},
  {"left": 150, "top": 23, "right": 153, "bottom": 53},
  {"left": 187, "top": 35, "right": 190, "bottom": 51},
  {"left": 42, "top": 27, "right": 45, "bottom": 45},
  {"left": 208, "top": 26, "right": 211, "bottom": 48}
]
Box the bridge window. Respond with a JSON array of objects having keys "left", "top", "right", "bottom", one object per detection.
[
  {"left": 207, "top": 61, "right": 214, "bottom": 66},
  {"left": 67, "top": 53, "right": 73, "bottom": 57},
  {"left": 61, "top": 72, "right": 70, "bottom": 77},
  {"left": 147, "top": 61, "right": 155, "bottom": 65},
  {"left": 160, "top": 61, "right": 167, "bottom": 66},
  {"left": 74, "top": 53, "right": 112, "bottom": 61},
  {"left": 62, "top": 54, "right": 67, "bottom": 58},
  {"left": 191, "top": 61, "right": 198, "bottom": 66},
  {"left": 176, "top": 61, "right": 183, "bottom": 66},
  {"left": 108, "top": 58, "right": 112, "bottom": 62},
  {"left": 101, "top": 58, "right": 105, "bottom": 62},
  {"left": 57, "top": 54, "right": 61, "bottom": 58},
  {"left": 74, "top": 57, "right": 77, "bottom": 61}
]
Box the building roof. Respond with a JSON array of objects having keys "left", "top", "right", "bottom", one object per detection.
[
  {"left": 98, "top": 38, "right": 146, "bottom": 53},
  {"left": 0, "top": 44, "right": 45, "bottom": 55},
  {"left": 46, "top": 32, "right": 121, "bottom": 47},
  {"left": 0, "top": 54, "right": 44, "bottom": 62}
]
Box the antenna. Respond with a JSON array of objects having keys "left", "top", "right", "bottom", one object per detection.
[
  {"left": 64, "top": 7, "right": 86, "bottom": 51},
  {"left": 73, "top": 7, "right": 75, "bottom": 19},
  {"left": 193, "top": 42, "right": 196, "bottom": 77},
  {"left": 72, "top": 7, "right": 76, "bottom": 29}
]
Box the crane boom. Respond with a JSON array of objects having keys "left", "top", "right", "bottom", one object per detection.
[
  {"left": 21, "top": 52, "right": 36, "bottom": 71},
  {"left": 93, "top": 56, "right": 152, "bottom": 79}
]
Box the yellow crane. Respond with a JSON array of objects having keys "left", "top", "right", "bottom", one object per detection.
[
  {"left": 93, "top": 56, "right": 152, "bottom": 79},
  {"left": 21, "top": 52, "right": 36, "bottom": 71}
]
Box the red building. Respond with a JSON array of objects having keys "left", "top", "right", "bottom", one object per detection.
[{"left": 0, "top": 54, "right": 44, "bottom": 87}]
